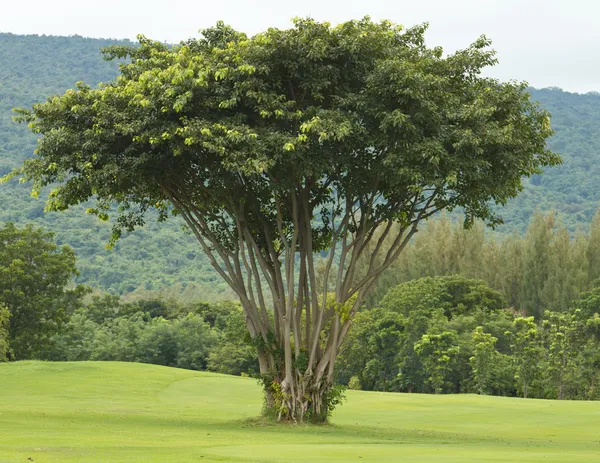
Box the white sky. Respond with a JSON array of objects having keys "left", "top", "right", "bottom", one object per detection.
[{"left": 1, "top": 0, "right": 599, "bottom": 93}]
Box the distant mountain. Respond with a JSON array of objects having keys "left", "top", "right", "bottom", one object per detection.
[
  {"left": 0, "top": 33, "right": 598, "bottom": 294},
  {"left": 496, "top": 88, "right": 600, "bottom": 233}
]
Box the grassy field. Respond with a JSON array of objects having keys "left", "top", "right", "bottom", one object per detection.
[{"left": 1, "top": 362, "right": 600, "bottom": 462}]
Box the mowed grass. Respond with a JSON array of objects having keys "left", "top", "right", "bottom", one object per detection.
[{"left": 1, "top": 362, "right": 600, "bottom": 462}]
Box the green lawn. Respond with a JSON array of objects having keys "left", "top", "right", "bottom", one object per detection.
[{"left": 1, "top": 362, "right": 599, "bottom": 462}]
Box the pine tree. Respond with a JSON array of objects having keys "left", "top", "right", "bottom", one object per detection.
[{"left": 521, "top": 212, "right": 554, "bottom": 318}]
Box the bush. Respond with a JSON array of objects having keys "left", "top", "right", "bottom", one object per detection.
[{"left": 348, "top": 376, "right": 361, "bottom": 390}]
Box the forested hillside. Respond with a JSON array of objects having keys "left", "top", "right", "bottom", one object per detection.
[
  {"left": 0, "top": 33, "right": 599, "bottom": 295},
  {"left": 499, "top": 88, "right": 600, "bottom": 232},
  {"left": 0, "top": 33, "right": 231, "bottom": 298}
]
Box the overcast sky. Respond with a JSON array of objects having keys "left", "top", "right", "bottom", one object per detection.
[{"left": 1, "top": 0, "right": 598, "bottom": 93}]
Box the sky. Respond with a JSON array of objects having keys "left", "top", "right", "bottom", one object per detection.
[{"left": 1, "top": 0, "right": 599, "bottom": 93}]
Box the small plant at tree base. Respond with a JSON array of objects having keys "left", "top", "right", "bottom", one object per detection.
[
  {"left": 5, "top": 18, "right": 557, "bottom": 421},
  {"left": 258, "top": 373, "right": 345, "bottom": 423}
]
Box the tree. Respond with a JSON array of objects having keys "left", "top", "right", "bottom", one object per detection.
[
  {"left": 521, "top": 213, "right": 554, "bottom": 318},
  {"left": 541, "top": 310, "right": 586, "bottom": 399},
  {"left": 580, "top": 314, "right": 600, "bottom": 399},
  {"left": 137, "top": 314, "right": 218, "bottom": 370},
  {"left": 6, "top": 18, "right": 557, "bottom": 421},
  {"left": 335, "top": 309, "right": 378, "bottom": 388},
  {"left": 510, "top": 317, "right": 542, "bottom": 398},
  {"left": 207, "top": 304, "right": 259, "bottom": 376},
  {"left": 0, "top": 304, "right": 9, "bottom": 361},
  {"left": 470, "top": 326, "right": 499, "bottom": 395},
  {"left": 362, "top": 311, "right": 405, "bottom": 392},
  {"left": 494, "top": 234, "right": 525, "bottom": 309},
  {"left": 414, "top": 330, "right": 460, "bottom": 394},
  {"left": 381, "top": 275, "right": 507, "bottom": 319},
  {"left": 0, "top": 223, "right": 85, "bottom": 359}
]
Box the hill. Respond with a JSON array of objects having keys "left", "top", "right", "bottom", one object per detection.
[
  {"left": 499, "top": 88, "right": 600, "bottom": 233},
  {"left": 1, "top": 33, "right": 600, "bottom": 295},
  {"left": 1, "top": 361, "right": 600, "bottom": 462},
  {"left": 0, "top": 33, "right": 231, "bottom": 298}
]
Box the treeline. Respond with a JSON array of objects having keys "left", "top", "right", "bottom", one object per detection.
[
  {"left": 43, "top": 296, "right": 258, "bottom": 376},
  {"left": 336, "top": 275, "right": 600, "bottom": 400},
  {"left": 0, "top": 222, "right": 243, "bottom": 372},
  {"left": 365, "top": 210, "right": 600, "bottom": 318}
]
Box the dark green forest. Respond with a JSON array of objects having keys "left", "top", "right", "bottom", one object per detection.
[{"left": 0, "top": 33, "right": 600, "bottom": 297}]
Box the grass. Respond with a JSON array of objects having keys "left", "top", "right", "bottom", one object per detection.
[{"left": 1, "top": 362, "right": 600, "bottom": 462}]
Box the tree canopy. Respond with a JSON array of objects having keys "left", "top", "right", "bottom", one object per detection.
[
  {"left": 6, "top": 18, "right": 557, "bottom": 421},
  {"left": 380, "top": 275, "right": 507, "bottom": 318}
]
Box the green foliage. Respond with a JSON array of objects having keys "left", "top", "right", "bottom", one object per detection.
[
  {"left": 2, "top": 21, "right": 547, "bottom": 292},
  {"left": 509, "top": 317, "right": 543, "bottom": 398},
  {"left": 469, "top": 326, "right": 499, "bottom": 395},
  {"left": 502, "top": 88, "right": 600, "bottom": 233},
  {"left": 334, "top": 309, "right": 380, "bottom": 389},
  {"left": 414, "top": 330, "right": 460, "bottom": 394},
  {"left": 16, "top": 19, "right": 552, "bottom": 234},
  {"left": 339, "top": 275, "right": 600, "bottom": 400},
  {"left": 0, "top": 222, "right": 85, "bottom": 359},
  {"left": 361, "top": 310, "right": 405, "bottom": 392},
  {"left": 319, "top": 384, "right": 346, "bottom": 423},
  {"left": 380, "top": 275, "right": 507, "bottom": 318},
  {"left": 0, "top": 304, "right": 9, "bottom": 361},
  {"left": 207, "top": 304, "right": 259, "bottom": 376},
  {"left": 43, "top": 297, "right": 255, "bottom": 374},
  {"left": 337, "top": 275, "right": 515, "bottom": 395},
  {"left": 0, "top": 32, "right": 231, "bottom": 297},
  {"left": 368, "top": 211, "right": 600, "bottom": 318},
  {"left": 521, "top": 213, "right": 553, "bottom": 318},
  {"left": 335, "top": 270, "right": 600, "bottom": 400},
  {"left": 264, "top": 379, "right": 290, "bottom": 420},
  {"left": 137, "top": 315, "right": 218, "bottom": 370},
  {"left": 570, "top": 283, "right": 600, "bottom": 318},
  {"left": 541, "top": 311, "right": 580, "bottom": 399},
  {"left": 347, "top": 376, "right": 361, "bottom": 390}
]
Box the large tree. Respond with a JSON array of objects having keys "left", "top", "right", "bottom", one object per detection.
[{"left": 5, "top": 18, "right": 557, "bottom": 421}]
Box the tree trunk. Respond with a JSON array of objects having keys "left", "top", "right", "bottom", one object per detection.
[
  {"left": 261, "top": 363, "right": 336, "bottom": 423},
  {"left": 167, "top": 188, "right": 428, "bottom": 423}
]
